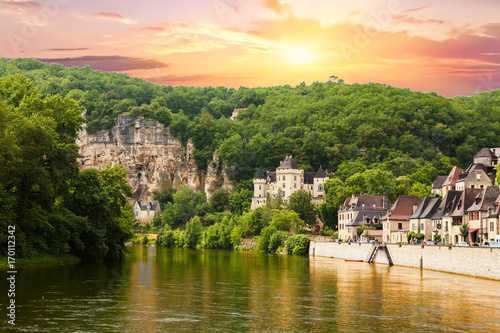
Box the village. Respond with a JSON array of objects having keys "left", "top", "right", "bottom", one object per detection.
[{"left": 132, "top": 147, "right": 500, "bottom": 247}]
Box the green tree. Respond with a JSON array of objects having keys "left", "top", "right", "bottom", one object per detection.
[
  {"left": 209, "top": 188, "right": 229, "bottom": 213},
  {"left": 287, "top": 189, "right": 316, "bottom": 226},
  {"left": 460, "top": 222, "right": 469, "bottom": 243},
  {"left": 185, "top": 216, "right": 202, "bottom": 248}
]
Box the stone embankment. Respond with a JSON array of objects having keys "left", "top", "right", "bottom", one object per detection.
[{"left": 310, "top": 241, "right": 500, "bottom": 280}]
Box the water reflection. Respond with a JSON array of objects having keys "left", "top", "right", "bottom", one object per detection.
[{"left": 1, "top": 247, "right": 499, "bottom": 332}]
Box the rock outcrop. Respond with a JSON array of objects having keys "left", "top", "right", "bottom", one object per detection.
[{"left": 77, "top": 114, "right": 231, "bottom": 201}]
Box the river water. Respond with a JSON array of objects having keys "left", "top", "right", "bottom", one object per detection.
[{"left": 2, "top": 246, "right": 500, "bottom": 332}]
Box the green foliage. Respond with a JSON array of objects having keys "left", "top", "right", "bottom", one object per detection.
[
  {"left": 356, "top": 226, "right": 375, "bottom": 239},
  {"left": 460, "top": 222, "right": 469, "bottom": 242},
  {"left": 287, "top": 189, "right": 316, "bottom": 226},
  {"left": 258, "top": 225, "right": 278, "bottom": 252},
  {"left": 230, "top": 225, "right": 243, "bottom": 249},
  {"left": 270, "top": 209, "right": 303, "bottom": 231},
  {"left": 184, "top": 216, "right": 202, "bottom": 248},
  {"left": 202, "top": 216, "right": 233, "bottom": 249},
  {"left": 268, "top": 231, "right": 284, "bottom": 253},
  {"left": 209, "top": 188, "right": 229, "bottom": 213},
  {"left": 284, "top": 234, "right": 310, "bottom": 255},
  {"left": 433, "top": 234, "right": 441, "bottom": 243}
]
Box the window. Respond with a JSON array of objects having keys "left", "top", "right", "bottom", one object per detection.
[
  {"left": 283, "top": 176, "right": 285, "bottom": 181},
  {"left": 294, "top": 183, "right": 297, "bottom": 189},
  {"left": 282, "top": 183, "right": 285, "bottom": 188},
  {"left": 398, "top": 223, "right": 402, "bottom": 230},
  {"left": 259, "top": 185, "right": 261, "bottom": 190},
  {"left": 294, "top": 176, "right": 297, "bottom": 181},
  {"left": 471, "top": 185, "right": 475, "bottom": 189},
  {"left": 411, "top": 223, "right": 415, "bottom": 231},
  {"left": 445, "top": 222, "right": 448, "bottom": 232},
  {"left": 420, "top": 223, "right": 424, "bottom": 230},
  {"left": 476, "top": 173, "right": 481, "bottom": 180},
  {"left": 318, "top": 185, "right": 323, "bottom": 191},
  {"left": 491, "top": 222, "right": 495, "bottom": 231}
]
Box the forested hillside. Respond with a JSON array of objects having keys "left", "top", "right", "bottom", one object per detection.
[{"left": 2, "top": 57, "right": 500, "bottom": 230}]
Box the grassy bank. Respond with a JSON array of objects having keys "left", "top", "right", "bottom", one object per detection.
[{"left": 0, "top": 253, "right": 80, "bottom": 269}]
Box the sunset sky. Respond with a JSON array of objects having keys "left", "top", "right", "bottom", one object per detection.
[{"left": 1, "top": 0, "right": 499, "bottom": 96}]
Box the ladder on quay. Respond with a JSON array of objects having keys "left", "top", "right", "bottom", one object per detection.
[{"left": 367, "top": 244, "right": 393, "bottom": 267}]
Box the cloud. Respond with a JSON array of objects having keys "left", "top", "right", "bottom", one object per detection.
[
  {"left": 395, "top": 15, "right": 445, "bottom": 26},
  {"left": 139, "top": 21, "right": 284, "bottom": 55},
  {"left": 402, "top": 6, "right": 429, "bottom": 13},
  {"left": 35, "top": 55, "right": 169, "bottom": 72},
  {"left": 261, "top": 0, "right": 291, "bottom": 14},
  {"left": 75, "top": 11, "right": 137, "bottom": 25},
  {"left": 44, "top": 47, "right": 89, "bottom": 52}
]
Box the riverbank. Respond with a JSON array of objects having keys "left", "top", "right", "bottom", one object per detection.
[
  {"left": 0, "top": 253, "right": 80, "bottom": 269},
  {"left": 309, "top": 240, "right": 500, "bottom": 280}
]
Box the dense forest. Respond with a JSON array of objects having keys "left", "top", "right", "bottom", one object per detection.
[
  {"left": 1, "top": 57, "right": 500, "bottom": 254},
  {"left": 0, "top": 73, "right": 133, "bottom": 260}
]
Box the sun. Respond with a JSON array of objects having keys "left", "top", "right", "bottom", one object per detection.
[{"left": 287, "top": 45, "right": 318, "bottom": 64}]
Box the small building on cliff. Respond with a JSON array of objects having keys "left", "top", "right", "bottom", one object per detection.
[
  {"left": 251, "top": 156, "right": 329, "bottom": 210},
  {"left": 133, "top": 200, "right": 162, "bottom": 223}
]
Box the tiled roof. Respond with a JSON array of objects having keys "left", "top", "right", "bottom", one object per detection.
[
  {"left": 431, "top": 190, "right": 462, "bottom": 219},
  {"left": 466, "top": 186, "right": 500, "bottom": 212},
  {"left": 348, "top": 210, "right": 385, "bottom": 227},
  {"left": 314, "top": 166, "right": 327, "bottom": 178},
  {"left": 451, "top": 188, "right": 483, "bottom": 217},
  {"left": 384, "top": 195, "right": 421, "bottom": 221},
  {"left": 277, "top": 155, "right": 300, "bottom": 170},
  {"left": 304, "top": 172, "right": 316, "bottom": 184},
  {"left": 138, "top": 200, "right": 160, "bottom": 211},
  {"left": 410, "top": 197, "right": 441, "bottom": 219},
  {"left": 254, "top": 167, "right": 265, "bottom": 179},
  {"left": 441, "top": 166, "right": 462, "bottom": 187},
  {"left": 474, "top": 147, "right": 494, "bottom": 158},
  {"left": 267, "top": 171, "right": 276, "bottom": 182},
  {"left": 432, "top": 175, "right": 447, "bottom": 189},
  {"left": 340, "top": 194, "right": 390, "bottom": 211}
]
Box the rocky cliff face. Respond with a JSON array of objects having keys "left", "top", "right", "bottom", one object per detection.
[{"left": 77, "top": 114, "right": 231, "bottom": 201}]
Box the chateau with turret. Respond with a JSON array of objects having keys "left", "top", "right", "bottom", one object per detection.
[{"left": 251, "top": 155, "right": 329, "bottom": 210}]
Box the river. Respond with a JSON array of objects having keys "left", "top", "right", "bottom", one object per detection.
[{"left": 2, "top": 246, "right": 500, "bottom": 332}]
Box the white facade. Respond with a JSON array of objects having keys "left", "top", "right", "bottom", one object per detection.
[{"left": 251, "top": 156, "right": 329, "bottom": 210}]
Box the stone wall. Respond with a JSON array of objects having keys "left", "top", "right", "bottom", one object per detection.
[
  {"left": 309, "top": 241, "right": 500, "bottom": 280},
  {"left": 77, "top": 113, "right": 232, "bottom": 201}
]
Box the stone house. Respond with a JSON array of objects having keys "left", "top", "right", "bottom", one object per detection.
[
  {"left": 439, "top": 166, "right": 463, "bottom": 197},
  {"left": 448, "top": 188, "right": 483, "bottom": 244},
  {"left": 473, "top": 147, "right": 498, "bottom": 168},
  {"left": 132, "top": 200, "right": 162, "bottom": 223},
  {"left": 431, "top": 175, "right": 447, "bottom": 197},
  {"left": 486, "top": 195, "right": 500, "bottom": 242},
  {"left": 433, "top": 190, "right": 462, "bottom": 245},
  {"left": 465, "top": 186, "right": 499, "bottom": 244},
  {"left": 454, "top": 163, "right": 493, "bottom": 191},
  {"left": 338, "top": 193, "right": 390, "bottom": 241},
  {"left": 409, "top": 197, "right": 441, "bottom": 241},
  {"left": 381, "top": 195, "right": 421, "bottom": 243},
  {"left": 251, "top": 156, "right": 329, "bottom": 210}
]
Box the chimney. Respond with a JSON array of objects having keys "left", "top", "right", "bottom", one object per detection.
[
  {"left": 413, "top": 204, "right": 418, "bottom": 213},
  {"left": 383, "top": 193, "right": 388, "bottom": 210}
]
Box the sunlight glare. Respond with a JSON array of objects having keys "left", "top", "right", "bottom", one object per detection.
[{"left": 287, "top": 45, "right": 318, "bottom": 64}]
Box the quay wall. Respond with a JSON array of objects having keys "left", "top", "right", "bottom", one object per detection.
[{"left": 309, "top": 241, "right": 500, "bottom": 280}]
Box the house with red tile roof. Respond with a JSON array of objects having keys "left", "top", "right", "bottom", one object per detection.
[{"left": 381, "top": 195, "right": 421, "bottom": 243}]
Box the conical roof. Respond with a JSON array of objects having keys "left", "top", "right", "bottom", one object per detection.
[
  {"left": 277, "top": 155, "right": 300, "bottom": 170},
  {"left": 314, "top": 165, "right": 327, "bottom": 178},
  {"left": 254, "top": 167, "right": 265, "bottom": 179}
]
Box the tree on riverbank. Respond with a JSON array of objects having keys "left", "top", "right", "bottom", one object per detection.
[{"left": 0, "top": 75, "right": 133, "bottom": 260}]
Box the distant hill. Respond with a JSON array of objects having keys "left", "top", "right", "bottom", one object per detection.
[{"left": 2, "top": 57, "right": 500, "bottom": 182}]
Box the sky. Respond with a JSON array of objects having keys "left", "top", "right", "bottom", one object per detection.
[{"left": 1, "top": 0, "right": 499, "bottom": 97}]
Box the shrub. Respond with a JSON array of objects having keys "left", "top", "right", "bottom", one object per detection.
[
  {"left": 298, "top": 228, "right": 310, "bottom": 234},
  {"left": 268, "top": 232, "right": 283, "bottom": 253},
  {"left": 284, "top": 234, "right": 310, "bottom": 255},
  {"left": 230, "top": 225, "right": 243, "bottom": 249},
  {"left": 258, "top": 226, "right": 277, "bottom": 252},
  {"left": 141, "top": 235, "right": 149, "bottom": 245}
]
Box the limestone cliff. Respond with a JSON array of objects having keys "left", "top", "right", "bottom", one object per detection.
[{"left": 77, "top": 113, "right": 231, "bottom": 201}]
